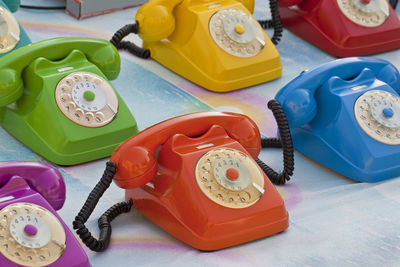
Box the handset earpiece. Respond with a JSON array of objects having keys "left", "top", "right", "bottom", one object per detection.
[
  {"left": 0, "top": 68, "right": 23, "bottom": 107},
  {"left": 376, "top": 62, "right": 400, "bottom": 94},
  {"left": 111, "top": 146, "right": 157, "bottom": 189},
  {"left": 135, "top": 0, "right": 184, "bottom": 42},
  {"left": 281, "top": 88, "right": 317, "bottom": 128}
]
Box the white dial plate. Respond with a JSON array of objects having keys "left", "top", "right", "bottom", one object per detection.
[
  {"left": 9, "top": 213, "right": 51, "bottom": 248},
  {"left": 337, "top": 0, "right": 389, "bottom": 27},
  {"left": 0, "top": 7, "right": 20, "bottom": 54},
  {"left": 354, "top": 90, "right": 400, "bottom": 145},
  {"left": 195, "top": 148, "right": 265, "bottom": 209},
  {"left": 0, "top": 203, "right": 66, "bottom": 267},
  {"left": 209, "top": 8, "right": 265, "bottom": 58},
  {"left": 55, "top": 72, "right": 119, "bottom": 128}
]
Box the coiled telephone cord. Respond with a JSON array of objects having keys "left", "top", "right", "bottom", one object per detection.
[
  {"left": 255, "top": 100, "right": 294, "bottom": 185},
  {"left": 73, "top": 162, "right": 133, "bottom": 252},
  {"left": 258, "top": 0, "right": 283, "bottom": 45},
  {"left": 109, "top": 23, "right": 150, "bottom": 59}
]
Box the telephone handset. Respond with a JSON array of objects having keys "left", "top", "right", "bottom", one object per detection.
[
  {"left": 74, "top": 107, "right": 294, "bottom": 251},
  {"left": 0, "top": 0, "right": 31, "bottom": 58},
  {"left": 111, "top": 0, "right": 283, "bottom": 92},
  {"left": 278, "top": 0, "right": 400, "bottom": 57},
  {"left": 0, "top": 37, "right": 138, "bottom": 165},
  {"left": 276, "top": 57, "right": 400, "bottom": 182},
  {"left": 0, "top": 161, "right": 90, "bottom": 267}
]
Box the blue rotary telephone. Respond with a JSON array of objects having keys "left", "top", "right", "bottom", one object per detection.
[
  {"left": 0, "top": 0, "right": 31, "bottom": 58},
  {"left": 276, "top": 57, "right": 400, "bottom": 182}
]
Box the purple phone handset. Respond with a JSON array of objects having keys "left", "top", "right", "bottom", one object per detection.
[{"left": 0, "top": 161, "right": 90, "bottom": 267}]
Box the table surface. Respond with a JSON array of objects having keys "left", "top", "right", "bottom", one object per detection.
[{"left": 1, "top": 0, "right": 400, "bottom": 266}]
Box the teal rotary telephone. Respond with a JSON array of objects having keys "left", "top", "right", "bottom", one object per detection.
[
  {"left": 0, "top": 0, "right": 31, "bottom": 58},
  {"left": 0, "top": 37, "right": 138, "bottom": 165}
]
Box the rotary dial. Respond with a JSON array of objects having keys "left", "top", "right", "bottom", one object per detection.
[
  {"left": 0, "top": 6, "right": 20, "bottom": 54},
  {"left": 0, "top": 203, "right": 66, "bottom": 266},
  {"left": 195, "top": 148, "right": 265, "bottom": 209},
  {"left": 337, "top": 0, "right": 389, "bottom": 27},
  {"left": 55, "top": 72, "right": 119, "bottom": 127},
  {"left": 209, "top": 8, "right": 265, "bottom": 58},
  {"left": 354, "top": 90, "right": 400, "bottom": 145}
]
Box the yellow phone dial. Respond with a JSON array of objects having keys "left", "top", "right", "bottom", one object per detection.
[{"left": 111, "top": 0, "right": 283, "bottom": 92}]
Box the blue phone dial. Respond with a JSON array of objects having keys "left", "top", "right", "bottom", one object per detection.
[
  {"left": 0, "top": 0, "right": 31, "bottom": 58},
  {"left": 276, "top": 57, "right": 400, "bottom": 182}
]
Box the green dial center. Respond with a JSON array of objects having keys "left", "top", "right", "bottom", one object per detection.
[{"left": 83, "top": 90, "right": 95, "bottom": 101}]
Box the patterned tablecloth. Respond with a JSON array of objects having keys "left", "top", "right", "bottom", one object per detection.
[{"left": 1, "top": 0, "right": 400, "bottom": 266}]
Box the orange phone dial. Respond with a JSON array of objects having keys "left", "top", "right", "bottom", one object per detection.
[{"left": 73, "top": 100, "right": 294, "bottom": 251}]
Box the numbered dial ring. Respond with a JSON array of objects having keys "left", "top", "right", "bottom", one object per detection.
[
  {"left": 337, "top": 0, "right": 389, "bottom": 27},
  {"left": 0, "top": 203, "right": 66, "bottom": 266},
  {"left": 55, "top": 72, "right": 119, "bottom": 127},
  {"left": 0, "top": 6, "right": 20, "bottom": 54},
  {"left": 209, "top": 8, "right": 265, "bottom": 58},
  {"left": 195, "top": 148, "right": 265, "bottom": 209},
  {"left": 354, "top": 90, "right": 400, "bottom": 145}
]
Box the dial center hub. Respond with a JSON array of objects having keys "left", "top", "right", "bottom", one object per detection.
[
  {"left": 226, "top": 167, "right": 239, "bottom": 180},
  {"left": 234, "top": 24, "right": 245, "bottom": 34},
  {"left": 83, "top": 90, "right": 96, "bottom": 101},
  {"left": 24, "top": 224, "right": 38, "bottom": 236},
  {"left": 383, "top": 107, "right": 394, "bottom": 118}
]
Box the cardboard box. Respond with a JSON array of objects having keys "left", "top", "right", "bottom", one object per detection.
[{"left": 66, "top": 0, "right": 147, "bottom": 19}]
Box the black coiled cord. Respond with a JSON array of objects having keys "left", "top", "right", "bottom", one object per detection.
[
  {"left": 110, "top": 23, "right": 150, "bottom": 59},
  {"left": 390, "top": 0, "right": 398, "bottom": 9},
  {"left": 258, "top": 0, "right": 283, "bottom": 45},
  {"left": 73, "top": 162, "right": 133, "bottom": 252},
  {"left": 255, "top": 100, "right": 294, "bottom": 185}
]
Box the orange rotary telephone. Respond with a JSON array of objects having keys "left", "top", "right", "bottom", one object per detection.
[
  {"left": 279, "top": 0, "right": 400, "bottom": 57},
  {"left": 110, "top": 0, "right": 283, "bottom": 92},
  {"left": 73, "top": 101, "right": 294, "bottom": 251}
]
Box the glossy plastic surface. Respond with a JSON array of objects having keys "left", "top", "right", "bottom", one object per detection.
[
  {"left": 113, "top": 112, "right": 288, "bottom": 250},
  {"left": 111, "top": 111, "right": 261, "bottom": 188},
  {"left": 0, "top": 161, "right": 90, "bottom": 267},
  {"left": 276, "top": 57, "right": 400, "bottom": 182},
  {"left": 279, "top": 0, "right": 400, "bottom": 57},
  {"left": 0, "top": 37, "right": 138, "bottom": 165},
  {"left": 0, "top": 0, "right": 31, "bottom": 58},
  {"left": 136, "top": 0, "right": 281, "bottom": 92}
]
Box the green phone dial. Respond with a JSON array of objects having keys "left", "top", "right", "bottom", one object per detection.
[{"left": 0, "top": 37, "right": 138, "bottom": 165}]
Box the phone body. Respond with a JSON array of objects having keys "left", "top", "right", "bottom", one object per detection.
[
  {"left": 0, "top": 0, "right": 31, "bottom": 58},
  {"left": 110, "top": 112, "right": 288, "bottom": 250},
  {"left": 0, "top": 37, "right": 138, "bottom": 165},
  {"left": 278, "top": 0, "right": 400, "bottom": 57},
  {"left": 0, "top": 161, "right": 90, "bottom": 267},
  {"left": 275, "top": 57, "right": 400, "bottom": 182},
  {"left": 136, "top": 0, "right": 282, "bottom": 92}
]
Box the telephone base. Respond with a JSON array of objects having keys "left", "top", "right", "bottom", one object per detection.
[
  {"left": 279, "top": 4, "right": 400, "bottom": 57},
  {"left": 292, "top": 129, "right": 400, "bottom": 182},
  {"left": 126, "top": 187, "right": 288, "bottom": 250},
  {"left": 0, "top": 108, "right": 138, "bottom": 165},
  {"left": 146, "top": 42, "right": 282, "bottom": 92}
]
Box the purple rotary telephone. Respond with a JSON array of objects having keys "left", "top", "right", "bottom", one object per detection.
[{"left": 0, "top": 161, "right": 90, "bottom": 267}]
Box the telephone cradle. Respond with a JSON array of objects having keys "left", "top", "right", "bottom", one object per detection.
[
  {"left": 276, "top": 57, "right": 400, "bottom": 182},
  {"left": 279, "top": 0, "right": 400, "bottom": 57},
  {"left": 74, "top": 111, "right": 294, "bottom": 252},
  {"left": 0, "top": 0, "right": 31, "bottom": 58},
  {"left": 0, "top": 161, "right": 90, "bottom": 267},
  {"left": 0, "top": 37, "right": 138, "bottom": 165},
  {"left": 119, "top": 0, "right": 282, "bottom": 92}
]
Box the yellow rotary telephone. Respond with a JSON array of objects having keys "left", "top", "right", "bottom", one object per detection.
[{"left": 112, "top": 0, "right": 283, "bottom": 92}]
